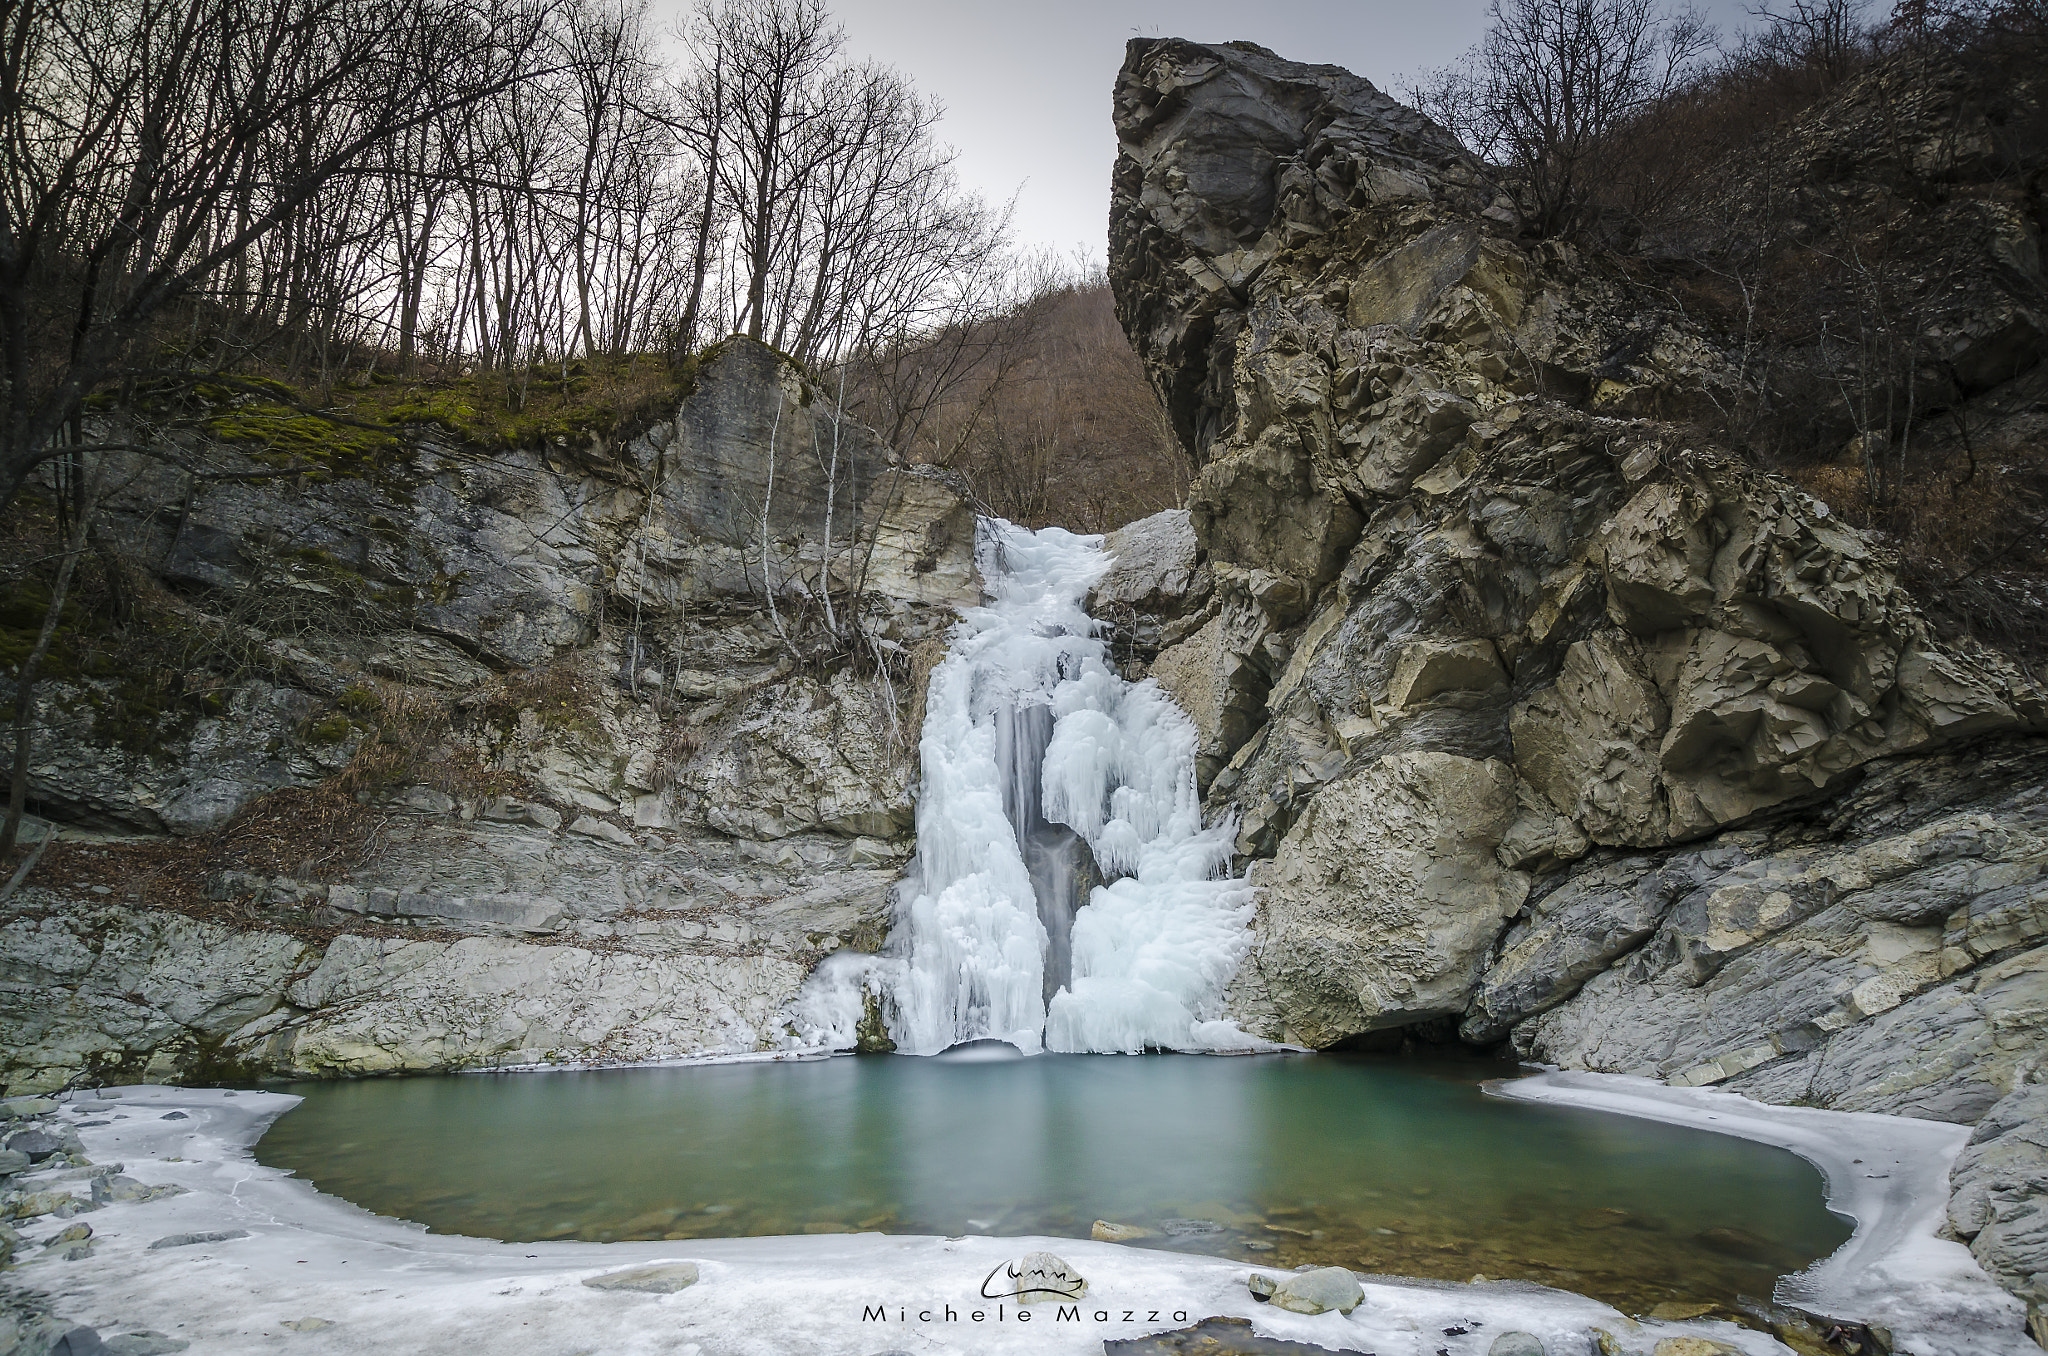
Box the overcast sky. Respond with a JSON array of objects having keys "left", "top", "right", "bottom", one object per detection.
[{"left": 659, "top": 1, "right": 1771, "bottom": 263}]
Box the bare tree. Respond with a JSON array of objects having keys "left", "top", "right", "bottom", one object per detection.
[
  {"left": 0, "top": 0, "right": 551, "bottom": 510},
  {"left": 1411, "top": 0, "right": 1717, "bottom": 238},
  {"left": 695, "top": 0, "right": 842, "bottom": 344}
]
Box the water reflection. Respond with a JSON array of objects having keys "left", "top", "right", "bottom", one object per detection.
[{"left": 257, "top": 1053, "right": 1850, "bottom": 1313}]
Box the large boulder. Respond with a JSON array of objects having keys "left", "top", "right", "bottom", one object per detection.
[{"left": 1949, "top": 1085, "right": 2048, "bottom": 1306}]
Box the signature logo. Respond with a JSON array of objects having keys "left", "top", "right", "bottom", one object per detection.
[{"left": 981, "top": 1257, "right": 1085, "bottom": 1302}]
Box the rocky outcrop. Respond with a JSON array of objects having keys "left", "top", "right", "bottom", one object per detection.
[
  {"left": 1, "top": 338, "right": 972, "bottom": 1090},
  {"left": 1949, "top": 1085, "right": 2048, "bottom": 1316},
  {"left": 1109, "top": 36, "right": 2048, "bottom": 1110},
  {"left": 32, "top": 339, "right": 970, "bottom": 840},
  {"left": 1, "top": 811, "right": 900, "bottom": 1089}
]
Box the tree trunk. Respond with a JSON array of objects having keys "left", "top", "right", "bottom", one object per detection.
[{"left": 2, "top": 459, "right": 100, "bottom": 857}]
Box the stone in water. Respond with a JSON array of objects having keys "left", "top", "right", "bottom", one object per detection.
[{"left": 1091, "top": 1220, "right": 1154, "bottom": 1242}]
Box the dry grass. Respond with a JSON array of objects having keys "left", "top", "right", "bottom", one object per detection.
[
  {"left": 1785, "top": 442, "right": 2048, "bottom": 658},
  {"left": 647, "top": 724, "right": 704, "bottom": 792}
]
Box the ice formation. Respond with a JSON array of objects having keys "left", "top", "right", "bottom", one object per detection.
[{"left": 799, "top": 518, "right": 1257, "bottom": 1055}]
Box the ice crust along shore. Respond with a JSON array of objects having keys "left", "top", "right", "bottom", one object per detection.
[
  {"left": 7, "top": 1076, "right": 2033, "bottom": 1356},
  {"left": 804, "top": 519, "right": 1259, "bottom": 1057},
  {"left": 1493, "top": 1071, "right": 2033, "bottom": 1356}
]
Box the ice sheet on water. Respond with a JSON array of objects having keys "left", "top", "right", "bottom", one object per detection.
[{"left": 812, "top": 516, "right": 1259, "bottom": 1056}]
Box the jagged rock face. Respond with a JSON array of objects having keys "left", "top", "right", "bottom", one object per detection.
[
  {"left": 34, "top": 338, "right": 969, "bottom": 840},
  {"left": 1110, "top": 38, "right": 1490, "bottom": 466},
  {"left": 3, "top": 338, "right": 964, "bottom": 1088},
  {"left": 1110, "top": 39, "right": 2048, "bottom": 1096},
  {"left": 1950, "top": 1084, "right": 2048, "bottom": 1308}
]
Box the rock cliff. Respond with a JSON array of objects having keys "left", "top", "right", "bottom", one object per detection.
[
  {"left": 1109, "top": 35, "right": 2048, "bottom": 1118},
  {"left": 1, "top": 338, "right": 977, "bottom": 1090}
]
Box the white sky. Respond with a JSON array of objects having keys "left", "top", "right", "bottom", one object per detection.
[{"left": 655, "top": 0, "right": 1771, "bottom": 262}]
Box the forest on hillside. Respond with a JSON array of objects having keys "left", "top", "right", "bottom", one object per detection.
[
  {"left": 1408, "top": 0, "right": 2047, "bottom": 635},
  {"left": 2, "top": 0, "right": 2045, "bottom": 859},
  {"left": 0, "top": 0, "right": 1181, "bottom": 531}
]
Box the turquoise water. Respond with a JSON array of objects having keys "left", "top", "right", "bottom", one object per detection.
[{"left": 255, "top": 1052, "right": 1851, "bottom": 1313}]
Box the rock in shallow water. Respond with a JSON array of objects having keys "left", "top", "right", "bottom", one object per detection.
[
  {"left": 1650, "top": 1339, "right": 1741, "bottom": 1356},
  {"left": 1091, "top": 1220, "right": 1155, "bottom": 1242},
  {"left": 580, "top": 1261, "right": 699, "bottom": 1293},
  {"left": 1489, "top": 1333, "right": 1546, "bottom": 1356}
]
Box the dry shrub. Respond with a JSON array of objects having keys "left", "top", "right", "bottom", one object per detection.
[
  {"left": 1784, "top": 435, "right": 2048, "bottom": 657},
  {"left": 467, "top": 650, "right": 605, "bottom": 739},
  {"left": 648, "top": 723, "right": 703, "bottom": 791},
  {"left": 215, "top": 681, "right": 514, "bottom": 880},
  {"left": 873, "top": 280, "right": 1188, "bottom": 533}
]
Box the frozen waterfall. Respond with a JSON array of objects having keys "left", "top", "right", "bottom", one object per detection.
[{"left": 797, "top": 517, "right": 1259, "bottom": 1056}]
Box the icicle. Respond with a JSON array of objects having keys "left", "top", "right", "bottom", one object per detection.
[{"left": 882, "top": 517, "right": 1259, "bottom": 1057}]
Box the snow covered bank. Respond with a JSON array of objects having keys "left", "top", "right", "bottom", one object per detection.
[
  {"left": 1493, "top": 1070, "right": 2033, "bottom": 1356},
  {"left": 0, "top": 1079, "right": 1911, "bottom": 1356}
]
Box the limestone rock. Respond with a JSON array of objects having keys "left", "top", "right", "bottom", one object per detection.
[
  {"left": 1248, "top": 1266, "right": 1363, "bottom": 1316},
  {"left": 566, "top": 816, "right": 634, "bottom": 847},
  {"left": 5, "top": 1189, "right": 89, "bottom": 1220},
  {"left": 1, "top": 818, "right": 896, "bottom": 1086},
  {"left": 1510, "top": 633, "right": 1669, "bottom": 846},
  {"left": 1150, "top": 616, "right": 1269, "bottom": 794},
  {"left": 1463, "top": 845, "right": 1746, "bottom": 1044},
  {"left": 1507, "top": 743, "right": 2048, "bottom": 1120},
  {"left": 1110, "top": 35, "right": 2048, "bottom": 1093},
  {"left": 42, "top": 334, "right": 970, "bottom": 845},
  {"left": 1651, "top": 1340, "right": 1741, "bottom": 1356},
  {"left": 268, "top": 933, "right": 808, "bottom": 1076},
  {"left": 1090, "top": 1220, "right": 1155, "bottom": 1242},
  {"left": 104, "top": 1333, "right": 190, "bottom": 1355},
  {"left": 673, "top": 668, "right": 915, "bottom": 841},
  {"left": 1090, "top": 509, "right": 1200, "bottom": 615},
  {"left": 1949, "top": 1085, "right": 2048, "bottom": 1303},
  {"left": 1111, "top": 37, "right": 1482, "bottom": 462},
  {"left": 1385, "top": 638, "right": 1507, "bottom": 710},
  {"left": 147, "top": 1230, "right": 248, "bottom": 1249},
  {"left": 4, "top": 1128, "right": 60, "bottom": 1162},
  {"left": 0, "top": 906, "right": 315, "bottom": 1094},
  {"left": 847, "top": 466, "right": 980, "bottom": 609},
  {"left": 1232, "top": 752, "right": 1524, "bottom": 1045}
]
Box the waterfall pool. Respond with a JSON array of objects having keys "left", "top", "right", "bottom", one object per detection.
[{"left": 254, "top": 1052, "right": 1852, "bottom": 1316}]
